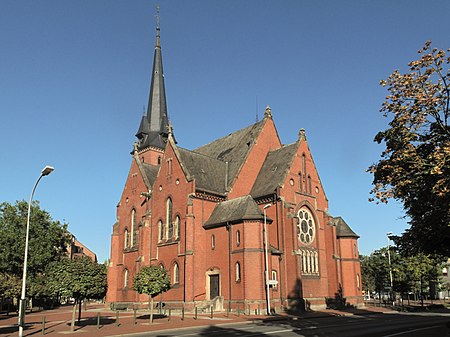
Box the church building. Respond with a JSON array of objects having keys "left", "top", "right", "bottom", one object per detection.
[{"left": 107, "top": 22, "right": 363, "bottom": 312}]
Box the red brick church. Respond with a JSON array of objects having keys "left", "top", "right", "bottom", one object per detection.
[{"left": 106, "top": 22, "right": 363, "bottom": 312}]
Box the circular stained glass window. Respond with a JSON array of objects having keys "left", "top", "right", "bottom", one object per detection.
[{"left": 297, "top": 207, "right": 315, "bottom": 245}]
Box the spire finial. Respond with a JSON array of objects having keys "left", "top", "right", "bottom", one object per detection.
[
  {"left": 264, "top": 105, "right": 272, "bottom": 118},
  {"left": 298, "top": 128, "right": 306, "bottom": 141},
  {"left": 155, "top": 5, "right": 161, "bottom": 47}
]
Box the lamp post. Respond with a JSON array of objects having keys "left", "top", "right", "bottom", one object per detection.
[
  {"left": 386, "top": 232, "right": 394, "bottom": 306},
  {"left": 18, "top": 165, "right": 54, "bottom": 337},
  {"left": 263, "top": 204, "right": 271, "bottom": 315}
]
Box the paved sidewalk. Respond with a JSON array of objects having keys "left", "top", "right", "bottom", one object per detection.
[{"left": 0, "top": 304, "right": 396, "bottom": 337}]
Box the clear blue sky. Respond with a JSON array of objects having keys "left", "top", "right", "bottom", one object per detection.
[{"left": 1, "top": 0, "right": 449, "bottom": 263}]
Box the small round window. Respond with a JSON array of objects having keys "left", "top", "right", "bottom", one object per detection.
[{"left": 297, "top": 207, "right": 315, "bottom": 245}]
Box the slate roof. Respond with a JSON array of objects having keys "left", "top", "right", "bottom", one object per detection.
[
  {"left": 204, "top": 195, "right": 270, "bottom": 228},
  {"left": 333, "top": 217, "right": 360, "bottom": 238},
  {"left": 141, "top": 162, "right": 160, "bottom": 187},
  {"left": 194, "top": 121, "right": 265, "bottom": 190},
  {"left": 251, "top": 142, "right": 298, "bottom": 198},
  {"left": 177, "top": 147, "right": 227, "bottom": 195}
]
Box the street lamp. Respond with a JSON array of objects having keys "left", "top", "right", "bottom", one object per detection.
[
  {"left": 18, "top": 165, "right": 54, "bottom": 337},
  {"left": 263, "top": 204, "right": 271, "bottom": 315},
  {"left": 386, "top": 232, "right": 394, "bottom": 306}
]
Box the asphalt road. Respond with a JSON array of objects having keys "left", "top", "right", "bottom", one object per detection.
[{"left": 120, "top": 312, "right": 450, "bottom": 337}]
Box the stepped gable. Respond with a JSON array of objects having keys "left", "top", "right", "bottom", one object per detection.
[
  {"left": 251, "top": 142, "right": 298, "bottom": 198},
  {"left": 204, "top": 195, "right": 271, "bottom": 228}
]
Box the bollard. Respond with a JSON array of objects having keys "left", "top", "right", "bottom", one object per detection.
[
  {"left": 133, "top": 308, "right": 137, "bottom": 325},
  {"left": 41, "top": 316, "right": 45, "bottom": 335},
  {"left": 248, "top": 304, "right": 251, "bottom": 316},
  {"left": 181, "top": 305, "right": 185, "bottom": 321},
  {"left": 115, "top": 311, "right": 120, "bottom": 326},
  {"left": 97, "top": 312, "right": 100, "bottom": 329},
  {"left": 258, "top": 304, "right": 260, "bottom": 315},
  {"left": 210, "top": 305, "right": 213, "bottom": 319},
  {"left": 226, "top": 303, "right": 230, "bottom": 317},
  {"left": 168, "top": 308, "right": 171, "bottom": 321},
  {"left": 237, "top": 303, "right": 240, "bottom": 316},
  {"left": 194, "top": 306, "right": 198, "bottom": 320}
]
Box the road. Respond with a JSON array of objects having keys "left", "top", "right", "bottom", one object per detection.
[{"left": 119, "top": 312, "right": 450, "bottom": 337}]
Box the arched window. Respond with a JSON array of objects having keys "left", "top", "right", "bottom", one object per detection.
[
  {"left": 174, "top": 215, "right": 180, "bottom": 239},
  {"left": 157, "top": 156, "right": 161, "bottom": 165},
  {"left": 235, "top": 262, "right": 241, "bottom": 282},
  {"left": 173, "top": 263, "right": 179, "bottom": 284},
  {"left": 211, "top": 234, "right": 215, "bottom": 250},
  {"left": 124, "top": 269, "right": 129, "bottom": 288},
  {"left": 357, "top": 274, "right": 361, "bottom": 290},
  {"left": 130, "top": 209, "right": 136, "bottom": 246},
  {"left": 271, "top": 270, "right": 278, "bottom": 289},
  {"left": 236, "top": 230, "right": 241, "bottom": 247},
  {"left": 307, "top": 175, "right": 312, "bottom": 194},
  {"left": 158, "top": 220, "right": 164, "bottom": 242},
  {"left": 166, "top": 198, "right": 173, "bottom": 239},
  {"left": 124, "top": 229, "right": 129, "bottom": 248}
]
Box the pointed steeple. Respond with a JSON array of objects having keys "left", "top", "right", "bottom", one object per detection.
[{"left": 136, "top": 8, "right": 170, "bottom": 151}]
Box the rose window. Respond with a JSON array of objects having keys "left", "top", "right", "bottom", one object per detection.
[{"left": 297, "top": 207, "right": 315, "bottom": 245}]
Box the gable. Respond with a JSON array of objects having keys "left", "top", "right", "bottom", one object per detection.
[
  {"left": 251, "top": 142, "right": 298, "bottom": 198},
  {"left": 194, "top": 120, "right": 265, "bottom": 190}
]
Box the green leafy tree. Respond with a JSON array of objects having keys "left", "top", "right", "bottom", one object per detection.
[
  {"left": 46, "top": 256, "right": 107, "bottom": 325},
  {"left": 369, "top": 41, "right": 450, "bottom": 256},
  {"left": 133, "top": 265, "right": 170, "bottom": 323},
  {"left": 0, "top": 200, "right": 69, "bottom": 306}
]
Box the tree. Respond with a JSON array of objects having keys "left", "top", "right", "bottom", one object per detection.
[
  {"left": 369, "top": 41, "right": 450, "bottom": 256},
  {"left": 46, "top": 256, "right": 107, "bottom": 327},
  {"left": 0, "top": 200, "right": 70, "bottom": 306},
  {"left": 133, "top": 265, "right": 170, "bottom": 323}
]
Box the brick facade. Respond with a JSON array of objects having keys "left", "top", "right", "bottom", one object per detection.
[{"left": 106, "top": 26, "right": 363, "bottom": 312}]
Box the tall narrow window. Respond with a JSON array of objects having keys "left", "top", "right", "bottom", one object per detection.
[
  {"left": 158, "top": 220, "right": 164, "bottom": 242},
  {"left": 124, "top": 269, "right": 129, "bottom": 288},
  {"left": 130, "top": 209, "right": 136, "bottom": 246},
  {"left": 174, "top": 215, "right": 180, "bottom": 239},
  {"left": 211, "top": 234, "right": 215, "bottom": 250},
  {"left": 307, "top": 175, "right": 312, "bottom": 194},
  {"left": 167, "top": 198, "right": 173, "bottom": 239},
  {"left": 298, "top": 172, "right": 303, "bottom": 192},
  {"left": 235, "top": 262, "right": 241, "bottom": 282},
  {"left": 302, "top": 154, "right": 306, "bottom": 180},
  {"left": 124, "top": 229, "right": 129, "bottom": 248},
  {"left": 173, "top": 263, "right": 180, "bottom": 284},
  {"left": 236, "top": 230, "right": 241, "bottom": 247}
]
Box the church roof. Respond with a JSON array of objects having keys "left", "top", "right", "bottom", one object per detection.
[
  {"left": 333, "top": 217, "right": 360, "bottom": 238},
  {"left": 141, "top": 162, "right": 160, "bottom": 187},
  {"left": 177, "top": 147, "right": 227, "bottom": 195},
  {"left": 203, "top": 195, "right": 270, "bottom": 228},
  {"left": 194, "top": 120, "right": 265, "bottom": 190},
  {"left": 251, "top": 142, "right": 299, "bottom": 198}
]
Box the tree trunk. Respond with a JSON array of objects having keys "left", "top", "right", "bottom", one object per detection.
[
  {"left": 71, "top": 303, "right": 76, "bottom": 331},
  {"left": 150, "top": 296, "right": 154, "bottom": 324},
  {"left": 78, "top": 299, "right": 82, "bottom": 323}
]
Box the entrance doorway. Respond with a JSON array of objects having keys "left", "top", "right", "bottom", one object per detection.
[{"left": 209, "top": 274, "right": 220, "bottom": 299}]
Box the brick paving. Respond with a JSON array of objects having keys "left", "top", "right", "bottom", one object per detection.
[{"left": 0, "top": 303, "right": 396, "bottom": 337}]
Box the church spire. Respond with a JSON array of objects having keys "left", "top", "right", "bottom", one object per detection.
[{"left": 135, "top": 6, "right": 170, "bottom": 151}]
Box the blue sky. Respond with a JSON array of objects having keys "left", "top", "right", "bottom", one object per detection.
[{"left": 1, "top": 0, "right": 449, "bottom": 263}]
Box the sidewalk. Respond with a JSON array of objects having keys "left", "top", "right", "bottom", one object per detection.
[{"left": 0, "top": 303, "right": 396, "bottom": 337}]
